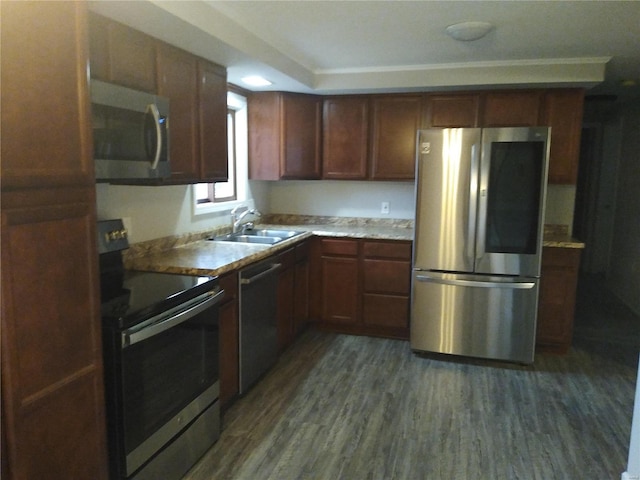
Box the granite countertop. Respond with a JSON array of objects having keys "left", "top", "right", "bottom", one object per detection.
[{"left": 125, "top": 217, "right": 583, "bottom": 277}]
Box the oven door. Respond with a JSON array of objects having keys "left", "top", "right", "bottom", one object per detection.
[{"left": 105, "top": 288, "right": 224, "bottom": 478}]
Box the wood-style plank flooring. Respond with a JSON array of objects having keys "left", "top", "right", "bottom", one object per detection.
[{"left": 185, "top": 276, "right": 639, "bottom": 480}]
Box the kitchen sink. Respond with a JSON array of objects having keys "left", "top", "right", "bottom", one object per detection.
[
  {"left": 210, "top": 228, "right": 305, "bottom": 245},
  {"left": 211, "top": 234, "right": 282, "bottom": 245},
  {"left": 242, "top": 229, "right": 303, "bottom": 239}
]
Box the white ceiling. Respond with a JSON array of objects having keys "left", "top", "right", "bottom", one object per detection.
[{"left": 89, "top": 0, "right": 640, "bottom": 98}]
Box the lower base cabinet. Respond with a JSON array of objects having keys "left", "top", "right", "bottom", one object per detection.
[
  {"left": 312, "top": 237, "right": 411, "bottom": 339},
  {"left": 277, "top": 241, "right": 311, "bottom": 352},
  {"left": 219, "top": 272, "right": 239, "bottom": 410},
  {"left": 1, "top": 190, "right": 109, "bottom": 479},
  {"left": 536, "top": 247, "right": 582, "bottom": 353}
]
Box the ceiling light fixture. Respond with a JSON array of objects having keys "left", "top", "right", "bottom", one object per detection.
[
  {"left": 445, "top": 21, "right": 494, "bottom": 41},
  {"left": 241, "top": 75, "right": 273, "bottom": 87}
]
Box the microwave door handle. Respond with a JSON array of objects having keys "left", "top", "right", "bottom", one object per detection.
[{"left": 145, "top": 103, "right": 162, "bottom": 170}]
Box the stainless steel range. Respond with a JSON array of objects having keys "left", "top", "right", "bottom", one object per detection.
[{"left": 98, "top": 219, "right": 224, "bottom": 480}]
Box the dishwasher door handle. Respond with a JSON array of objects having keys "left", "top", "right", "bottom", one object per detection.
[{"left": 241, "top": 263, "right": 282, "bottom": 285}]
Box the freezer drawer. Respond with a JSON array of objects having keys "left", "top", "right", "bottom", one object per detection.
[{"left": 410, "top": 271, "right": 539, "bottom": 364}]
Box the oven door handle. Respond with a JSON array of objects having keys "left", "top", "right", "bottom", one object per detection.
[{"left": 122, "top": 289, "right": 225, "bottom": 348}]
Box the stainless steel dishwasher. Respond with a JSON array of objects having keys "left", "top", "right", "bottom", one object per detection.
[{"left": 239, "top": 258, "right": 281, "bottom": 394}]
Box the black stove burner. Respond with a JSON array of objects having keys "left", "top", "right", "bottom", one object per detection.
[{"left": 100, "top": 270, "right": 218, "bottom": 330}]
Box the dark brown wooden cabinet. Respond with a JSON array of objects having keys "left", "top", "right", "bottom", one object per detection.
[
  {"left": 157, "top": 44, "right": 200, "bottom": 182},
  {"left": 293, "top": 240, "right": 311, "bottom": 335},
  {"left": 2, "top": 3, "right": 95, "bottom": 191},
  {"left": 425, "top": 94, "right": 480, "bottom": 128},
  {"left": 89, "top": 13, "right": 228, "bottom": 184},
  {"left": 322, "top": 96, "right": 369, "bottom": 179},
  {"left": 198, "top": 60, "right": 229, "bottom": 181},
  {"left": 1, "top": 2, "right": 108, "bottom": 478},
  {"left": 482, "top": 91, "right": 543, "bottom": 127},
  {"left": 320, "top": 239, "right": 360, "bottom": 324},
  {"left": 277, "top": 248, "right": 297, "bottom": 352},
  {"left": 219, "top": 272, "right": 239, "bottom": 409},
  {"left": 312, "top": 238, "right": 411, "bottom": 339},
  {"left": 88, "top": 13, "right": 156, "bottom": 92},
  {"left": 249, "top": 92, "right": 322, "bottom": 180},
  {"left": 370, "top": 95, "right": 424, "bottom": 180},
  {"left": 536, "top": 247, "right": 582, "bottom": 353},
  {"left": 542, "top": 89, "right": 585, "bottom": 184},
  {"left": 362, "top": 241, "right": 412, "bottom": 334}
]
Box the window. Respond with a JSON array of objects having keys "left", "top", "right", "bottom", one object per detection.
[{"left": 195, "top": 92, "right": 248, "bottom": 213}]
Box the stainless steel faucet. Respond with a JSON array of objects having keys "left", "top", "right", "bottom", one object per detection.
[{"left": 231, "top": 207, "right": 262, "bottom": 234}]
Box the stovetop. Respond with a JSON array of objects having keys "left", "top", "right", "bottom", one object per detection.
[{"left": 100, "top": 269, "right": 219, "bottom": 330}]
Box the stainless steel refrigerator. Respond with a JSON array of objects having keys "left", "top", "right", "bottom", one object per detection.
[{"left": 411, "top": 127, "right": 550, "bottom": 364}]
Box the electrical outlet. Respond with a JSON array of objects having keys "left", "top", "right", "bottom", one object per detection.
[{"left": 381, "top": 202, "right": 390, "bottom": 214}]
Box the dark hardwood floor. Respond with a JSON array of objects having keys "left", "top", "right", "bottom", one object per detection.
[{"left": 186, "top": 275, "right": 639, "bottom": 480}]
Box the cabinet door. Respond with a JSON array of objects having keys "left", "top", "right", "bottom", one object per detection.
[
  {"left": 482, "top": 91, "right": 542, "bottom": 127},
  {"left": 537, "top": 248, "right": 581, "bottom": 352},
  {"left": 198, "top": 60, "right": 228, "bottom": 181},
  {"left": 282, "top": 94, "right": 322, "bottom": 179},
  {"left": 320, "top": 239, "right": 359, "bottom": 324},
  {"left": 370, "top": 95, "right": 423, "bottom": 180},
  {"left": 276, "top": 249, "right": 296, "bottom": 352},
  {"left": 426, "top": 94, "right": 480, "bottom": 128},
  {"left": 542, "top": 89, "right": 584, "bottom": 184},
  {"left": 1, "top": 1, "right": 94, "bottom": 190},
  {"left": 157, "top": 45, "right": 200, "bottom": 182},
  {"left": 321, "top": 256, "right": 359, "bottom": 324},
  {"left": 294, "top": 242, "right": 310, "bottom": 334},
  {"left": 323, "top": 97, "right": 369, "bottom": 179},
  {"left": 218, "top": 273, "right": 239, "bottom": 409},
  {"left": 1, "top": 195, "right": 108, "bottom": 480},
  {"left": 248, "top": 92, "right": 281, "bottom": 180},
  {"left": 107, "top": 19, "right": 157, "bottom": 92}
]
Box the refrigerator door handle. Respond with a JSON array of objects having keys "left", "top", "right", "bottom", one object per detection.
[
  {"left": 415, "top": 273, "right": 535, "bottom": 289},
  {"left": 467, "top": 143, "right": 479, "bottom": 263},
  {"left": 476, "top": 135, "right": 490, "bottom": 263}
]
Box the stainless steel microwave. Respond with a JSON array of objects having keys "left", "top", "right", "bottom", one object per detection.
[{"left": 91, "top": 80, "right": 170, "bottom": 181}]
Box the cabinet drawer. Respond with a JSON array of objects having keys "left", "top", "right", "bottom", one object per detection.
[
  {"left": 321, "top": 238, "right": 358, "bottom": 256},
  {"left": 363, "top": 241, "right": 411, "bottom": 259},
  {"left": 362, "top": 294, "right": 409, "bottom": 328},
  {"left": 363, "top": 259, "right": 411, "bottom": 294}
]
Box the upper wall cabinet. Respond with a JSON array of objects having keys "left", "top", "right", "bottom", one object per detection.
[
  {"left": 249, "top": 92, "right": 322, "bottom": 180},
  {"left": 198, "top": 60, "right": 229, "bottom": 182},
  {"left": 88, "top": 13, "right": 228, "bottom": 184},
  {"left": 425, "top": 94, "right": 480, "bottom": 128},
  {"left": 157, "top": 44, "right": 200, "bottom": 182},
  {"left": 422, "top": 89, "right": 584, "bottom": 184},
  {"left": 370, "top": 95, "right": 424, "bottom": 180},
  {"left": 2, "top": 2, "right": 95, "bottom": 190},
  {"left": 89, "top": 14, "right": 156, "bottom": 92},
  {"left": 542, "top": 89, "right": 584, "bottom": 184},
  {"left": 482, "top": 91, "right": 543, "bottom": 127},
  {"left": 322, "top": 96, "right": 369, "bottom": 180}
]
